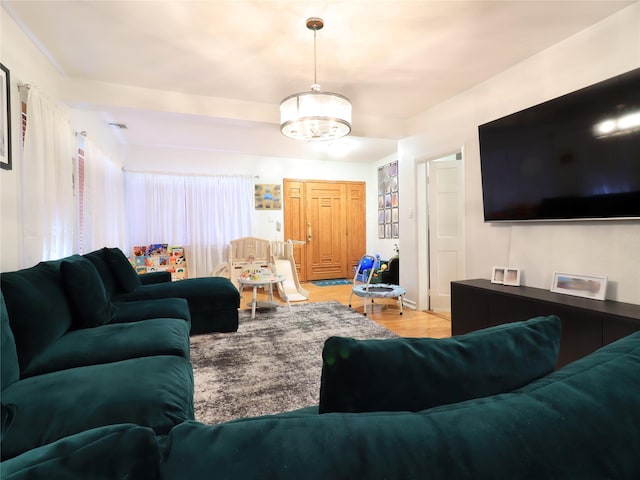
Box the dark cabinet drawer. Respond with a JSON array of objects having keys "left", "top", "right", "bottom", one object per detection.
[{"left": 451, "top": 279, "right": 640, "bottom": 367}]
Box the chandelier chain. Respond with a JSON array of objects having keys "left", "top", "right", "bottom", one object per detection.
[{"left": 313, "top": 28, "right": 318, "bottom": 87}]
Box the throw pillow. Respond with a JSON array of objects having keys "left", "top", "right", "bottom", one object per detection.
[
  {"left": 319, "top": 315, "right": 561, "bottom": 413},
  {"left": 61, "top": 258, "right": 113, "bottom": 328},
  {"left": 103, "top": 247, "right": 141, "bottom": 293},
  {"left": 1, "top": 291, "right": 20, "bottom": 388},
  {"left": 0, "top": 424, "right": 160, "bottom": 479}
]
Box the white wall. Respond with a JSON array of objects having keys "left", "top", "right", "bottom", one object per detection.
[
  {"left": 124, "top": 144, "right": 384, "bottom": 246},
  {"left": 0, "top": 8, "right": 123, "bottom": 271},
  {"left": 400, "top": 3, "right": 640, "bottom": 305},
  {"left": 0, "top": 7, "right": 58, "bottom": 272},
  {"left": 367, "top": 153, "right": 400, "bottom": 261}
]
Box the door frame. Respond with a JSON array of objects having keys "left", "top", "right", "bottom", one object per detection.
[{"left": 416, "top": 146, "right": 466, "bottom": 311}]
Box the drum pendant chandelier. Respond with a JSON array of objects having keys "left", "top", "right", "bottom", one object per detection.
[{"left": 280, "top": 17, "right": 352, "bottom": 142}]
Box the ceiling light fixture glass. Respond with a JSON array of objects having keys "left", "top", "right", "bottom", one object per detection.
[{"left": 280, "top": 17, "right": 352, "bottom": 142}]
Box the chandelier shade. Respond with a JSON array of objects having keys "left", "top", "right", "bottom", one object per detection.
[
  {"left": 280, "top": 17, "right": 352, "bottom": 142},
  {"left": 280, "top": 91, "right": 352, "bottom": 141}
]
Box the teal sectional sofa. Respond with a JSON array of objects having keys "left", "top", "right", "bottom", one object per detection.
[
  {"left": 2, "top": 255, "right": 639, "bottom": 479},
  {"left": 160, "top": 330, "right": 640, "bottom": 479},
  {"left": 0, "top": 254, "right": 195, "bottom": 461},
  {"left": 83, "top": 247, "right": 240, "bottom": 334}
]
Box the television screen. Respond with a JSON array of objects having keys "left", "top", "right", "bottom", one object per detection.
[{"left": 478, "top": 67, "right": 640, "bottom": 222}]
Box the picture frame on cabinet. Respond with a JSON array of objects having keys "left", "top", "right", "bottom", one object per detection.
[
  {"left": 551, "top": 272, "right": 607, "bottom": 301},
  {"left": 491, "top": 266, "right": 506, "bottom": 284},
  {"left": 503, "top": 268, "right": 521, "bottom": 286}
]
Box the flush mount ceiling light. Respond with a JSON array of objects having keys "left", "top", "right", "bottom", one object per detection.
[{"left": 280, "top": 17, "right": 352, "bottom": 142}]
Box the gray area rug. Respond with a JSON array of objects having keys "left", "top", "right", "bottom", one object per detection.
[{"left": 190, "top": 301, "right": 397, "bottom": 425}]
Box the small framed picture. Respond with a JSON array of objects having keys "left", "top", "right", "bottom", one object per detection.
[
  {"left": 551, "top": 272, "right": 607, "bottom": 301},
  {"left": 491, "top": 266, "right": 506, "bottom": 284},
  {"left": 392, "top": 222, "right": 399, "bottom": 238},
  {"left": 503, "top": 268, "right": 521, "bottom": 286},
  {"left": 1, "top": 63, "right": 11, "bottom": 171}
]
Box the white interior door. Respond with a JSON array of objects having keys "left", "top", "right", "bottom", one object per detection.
[{"left": 428, "top": 157, "right": 463, "bottom": 312}]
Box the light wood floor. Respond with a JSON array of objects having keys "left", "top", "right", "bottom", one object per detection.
[{"left": 239, "top": 282, "right": 451, "bottom": 339}]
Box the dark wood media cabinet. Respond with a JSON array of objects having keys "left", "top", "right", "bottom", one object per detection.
[{"left": 451, "top": 279, "right": 640, "bottom": 367}]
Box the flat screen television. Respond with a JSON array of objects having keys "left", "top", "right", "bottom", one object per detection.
[{"left": 478, "top": 67, "right": 640, "bottom": 222}]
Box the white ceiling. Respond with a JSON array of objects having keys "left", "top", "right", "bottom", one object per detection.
[{"left": 4, "top": 0, "right": 635, "bottom": 162}]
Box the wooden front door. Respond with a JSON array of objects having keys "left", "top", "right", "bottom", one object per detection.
[
  {"left": 283, "top": 179, "right": 365, "bottom": 282},
  {"left": 305, "top": 181, "right": 348, "bottom": 280}
]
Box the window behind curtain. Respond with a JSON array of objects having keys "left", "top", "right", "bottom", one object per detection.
[
  {"left": 21, "top": 87, "right": 75, "bottom": 266},
  {"left": 125, "top": 172, "right": 254, "bottom": 278},
  {"left": 76, "top": 142, "right": 85, "bottom": 253},
  {"left": 78, "top": 136, "right": 126, "bottom": 253}
]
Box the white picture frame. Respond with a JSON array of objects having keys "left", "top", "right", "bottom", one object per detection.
[
  {"left": 491, "top": 266, "right": 506, "bottom": 284},
  {"left": 503, "top": 268, "right": 521, "bottom": 286},
  {"left": 550, "top": 272, "right": 607, "bottom": 301}
]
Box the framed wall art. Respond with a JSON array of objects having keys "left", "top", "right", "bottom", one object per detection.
[
  {"left": 255, "top": 184, "right": 281, "bottom": 210},
  {"left": 551, "top": 272, "right": 607, "bottom": 301},
  {"left": 378, "top": 160, "right": 398, "bottom": 238},
  {"left": 1, "top": 63, "right": 11, "bottom": 171}
]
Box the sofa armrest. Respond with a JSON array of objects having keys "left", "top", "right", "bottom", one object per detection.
[
  {"left": 379, "top": 257, "right": 399, "bottom": 284},
  {"left": 140, "top": 271, "right": 171, "bottom": 285}
]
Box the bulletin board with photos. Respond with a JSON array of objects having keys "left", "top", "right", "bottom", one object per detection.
[
  {"left": 378, "top": 160, "right": 399, "bottom": 239},
  {"left": 255, "top": 184, "right": 282, "bottom": 210}
]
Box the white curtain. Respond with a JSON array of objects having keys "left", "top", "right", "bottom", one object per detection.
[
  {"left": 125, "top": 172, "right": 254, "bottom": 277},
  {"left": 81, "top": 137, "right": 127, "bottom": 253},
  {"left": 21, "top": 87, "right": 75, "bottom": 266}
]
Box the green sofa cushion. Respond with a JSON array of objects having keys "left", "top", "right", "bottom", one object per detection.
[
  {"left": 115, "top": 276, "right": 240, "bottom": 312},
  {"left": 1, "top": 355, "right": 194, "bottom": 460},
  {"left": 0, "top": 424, "right": 160, "bottom": 480},
  {"left": 21, "top": 318, "right": 190, "bottom": 378},
  {"left": 139, "top": 270, "right": 172, "bottom": 285},
  {"left": 1, "top": 292, "right": 20, "bottom": 389},
  {"left": 103, "top": 247, "right": 142, "bottom": 293},
  {"left": 83, "top": 248, "right": 118, "bottom": 296},
  {"left": 1, "top": 403, "right": 15, "bottom": 444},
  {"left": 1, "top": 262, "right": 74, "bottom": 372},
  {"left": 111, "top": 298, "right": 191, "bottom": 325},
  {"left": 160, "top": 332, "right": 640, "bottom": 480},
  {"left": 319, "top": 315, "right": 561, "bottom": 413},
  {"left": 60, "top": 256, "right": 113, "bottom": 328},
  {"left": 85, "top": 247, "right": 239, "bottom": 334},
  {"left": 114, "top": 276, "right": 240, "bottom": 334}
]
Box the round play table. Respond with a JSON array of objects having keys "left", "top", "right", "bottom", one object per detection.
[{"left": 237, "top": 274, "right": 292, "bottom": 319}]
